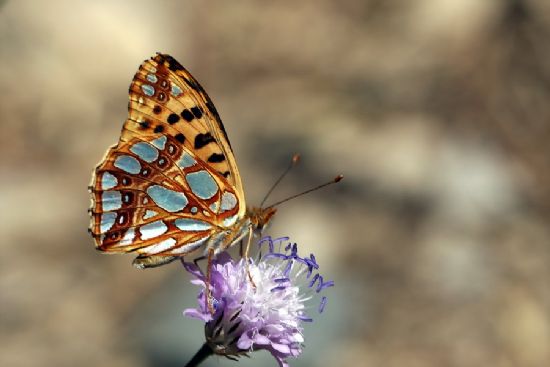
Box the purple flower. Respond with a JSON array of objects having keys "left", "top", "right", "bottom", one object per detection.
[{"left": 182, "top": 236, "right": 334, "bottom": 367}]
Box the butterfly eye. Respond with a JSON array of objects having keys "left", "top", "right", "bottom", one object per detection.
[{"left": 138, "top": 120, "right": 150, "bottom": 130}]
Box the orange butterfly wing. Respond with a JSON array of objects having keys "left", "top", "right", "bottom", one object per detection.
[{"left": 89, "top": 54, "right": 246, "bottom": 266}]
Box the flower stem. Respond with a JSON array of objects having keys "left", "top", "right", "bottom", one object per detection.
[{"left": 185, "top": 343, "right": 213, "bottom": 367}]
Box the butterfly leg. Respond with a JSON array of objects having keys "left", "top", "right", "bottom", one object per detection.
[
  {"left": 243, "top": 226, "right": 257, "bottom": 289},
  {"left": 132, "top": 255, "right": 177, "bottom": 269},
  {"left": 205, "top": 247, "right": 216, "bottom": 315}
]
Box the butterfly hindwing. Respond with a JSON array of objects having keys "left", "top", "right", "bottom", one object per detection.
[{"left": 89, "top": 54, "right": 245, "bottom": 260}]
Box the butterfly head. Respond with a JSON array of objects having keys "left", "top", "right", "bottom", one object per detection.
[{"left": 248, "top": 206, "right": 277, "bottom": 234}]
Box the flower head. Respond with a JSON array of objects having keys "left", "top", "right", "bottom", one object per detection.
[{"left": 183, "top": 236, "right": 334, "bottom": 367}]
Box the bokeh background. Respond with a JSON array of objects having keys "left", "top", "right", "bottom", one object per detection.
[{"left": 2, "top": 0, "right": 550, "bottom": 366}]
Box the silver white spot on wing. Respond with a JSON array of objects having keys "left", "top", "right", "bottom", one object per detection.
[
  {"left": 146, "top": 74, "right": 158, "bottom": 83},
  {"left": 141, "top": 237, "right": 176, "bottom": 255},
  {"left": 100, "top": 212, "right": 117, "bottom": 233},
  {"left": 139, "top": 220, "right": 168, "bottom": 240},
  {"left": 114, "top": 155, "right": 141, "bottom": 174},
  {"left": 185, "top": 170, "right": 218, "bottom": 199},
  {"left": 209, "top": 201, "right": 219, "bottom": 214},
  {"left": 101, "top": 172, "right": 117, "bottom": 190},
  {"left": 171, "top": 84, "right": 183, "bottom": 96},
  {"left": 143, "top": 210, "right": 158, "bottom": 219},
  {"left": 118, "top": 228, "right": 135, "bottom": 246},
  {"left": 146, "top": 185, "right": 188, "bottom": 212},
  {"left": 141, "top": 84, "right": 155, "bottom": 96},
  {"left": 102, "top": 191, "right": 122, "bottom": 211},
  {"left": 220, "top": 192, "right": 237, "bottom": 212},
  {"left": 170, "top": 237, "right": 208, "bottom": 254},
  {"left": 175, "top": 218, "right": 212, "bottom": 231},
  {"left": 176, "top": 153, "right": 196, "bottom": 169},
  {"left": 151, "top": 135, "right": 167, "bottom": 150},
  {"left": 223, "top": 214, "right": 238, "bottom": 227},
  {"left": 130, "top": 142, "right": 159, "bottom": 163}
]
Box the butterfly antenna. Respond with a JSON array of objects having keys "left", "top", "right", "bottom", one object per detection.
[
  {"left": 266, "top": 175, "right": 344, "bottom": 209},
  {"left": 260, "top": 153, "right": 301, "bottom": 208}
]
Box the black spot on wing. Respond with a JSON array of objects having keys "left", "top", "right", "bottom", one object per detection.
[
  {"left": 175, "top": 133, "right": 185, "bottom": 143},
  {"left": 167, "top": 113, "right": 180, "bottom": 124},
  {"left": 139, "top": 120, "right": 150, "bottom": 129},
  {"left": 208, "top": 153, "right": 225, "bottom": 163},
  {"left": 194, "top": 133, "right": 216, "bottom": 149},
  {"left": 181, "top": 109, "right": 194, "bottom": 122},
  {"left": 191, "top": 106, "right": 203, "bottom": 119},
  {"left": 154, "top": 125, "right": 164, "bottom": 133}
]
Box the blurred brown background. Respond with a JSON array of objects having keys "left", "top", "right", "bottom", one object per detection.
[{"left": 1, "top": 0, "right": 550, "bottom": 366}]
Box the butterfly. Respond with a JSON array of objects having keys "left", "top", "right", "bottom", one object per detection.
[{"left": 88, "top": 53, "right": 277, "bottom": 269}]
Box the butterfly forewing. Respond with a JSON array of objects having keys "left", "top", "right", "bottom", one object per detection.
[
  {"left": 123, "top": 54, "right": 243, "bottom": 196},
  {"left": 89, "top": 54, "right": 245, "bottom": 261}
]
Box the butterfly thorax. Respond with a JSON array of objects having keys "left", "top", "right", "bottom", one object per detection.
[
  {"left": 246, "top": 206, "right": 277, "bottom": 233},
  {"left": 206, "top": 207, "right": 275, "bottom": 258}
]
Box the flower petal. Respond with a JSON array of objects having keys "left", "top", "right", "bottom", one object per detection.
[
  {"left": 253, "top": 333, "right": 271, "bottom": 345},
  {"left": 182, "top": 261, "right": 204, "bottom": 278},
  {"left": 237, "top": 333, "right": 254, "bottom": 350},
  {"left": 291, "top": 332, "right": 304, "bottom": 343},
  {"left": 214, "top": 251, "right": 233, "bottom": 265},
  {"left": 183, "top": 308, "right": 212, "bottom": 322},
  {"left": 271, "top": 342, "right": 291, "bottom": 354}
]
